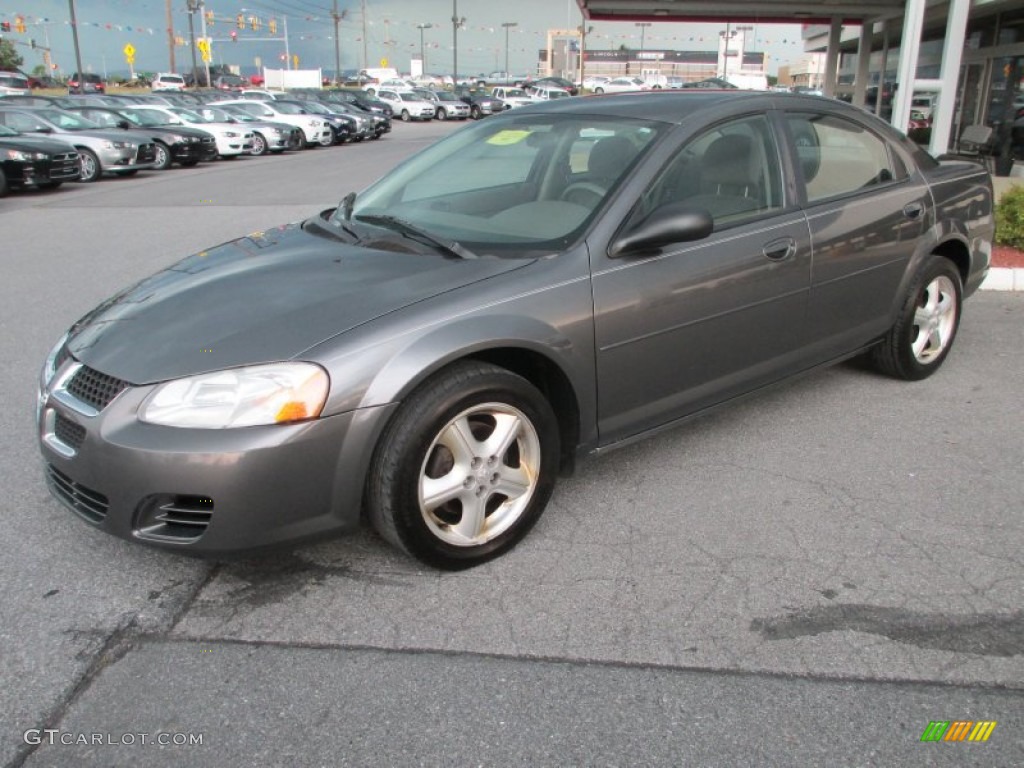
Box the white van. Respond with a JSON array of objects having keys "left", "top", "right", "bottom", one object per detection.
[{"left": 0, "top": 71, "right": 30, "bottom": 96}]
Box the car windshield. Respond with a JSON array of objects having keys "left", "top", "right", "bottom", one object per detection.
[
  {"left": 503, "top": 88, "right": 527, "bottom": 97},
  {"left": 435, "top": 92, "right": 459, "bottom": 102},
  {"left": 36, "top": 109, "right": 101, "bottom": 130},
  {"left": 271, "top": 102, "right": 306, "bottom": 115},
  {"left": 398, "top": 93, "right": 422, "bottom": 102},
  {"left": 232, "top": 102, "right": 271, "bottom": 117},
  {"left": 347, "top": 114, "right": 664, "bottom": 255},
  {"left": 294, "top": 101, "right": 327, "bottom": 114},
  {"left": 0, "top": 124, "right": 18, "bottom": 136},
  {"left": 197, "top": 107, "right": 232, "bottom": 122},
  {"left": 168, "top": 107, "right": 207, "bottom": 123},
  {"left": 221, "top": 107, "right": 258, "bottom": 121},
  {"left": 118, "top": 109, "right": 162, "bottom": 127}
]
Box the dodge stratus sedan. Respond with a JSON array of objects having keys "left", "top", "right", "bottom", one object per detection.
[{"left": 38, "top": 92, "right": 993, "bottom": 569}]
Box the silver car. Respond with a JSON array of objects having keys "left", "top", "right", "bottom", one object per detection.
[
  {"left": 37, "top": 92, "right": 992, "bottom": 568},
  {"left": 0, "top": 106, "right": 156, "bottom": 181},
  {"left": 415, "top": 89, "right": 471, "bottom": 121}
]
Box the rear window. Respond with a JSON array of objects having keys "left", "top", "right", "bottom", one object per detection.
[
  {"left": 0, "top": 73, "right": 29, "bottom": 87},
  {"left": 160, "top": 75, "right": 185, "bottom": 84}
]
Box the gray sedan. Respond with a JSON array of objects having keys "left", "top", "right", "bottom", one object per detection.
[{"left": 37, "top": 92, "right": 992, "bottom": 568}]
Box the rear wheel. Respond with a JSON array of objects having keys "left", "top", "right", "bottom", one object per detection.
[
  {"left": 367, "top": 361, "right": 559, "bottom": 570},
  {"left": 77, "top": 148, "right": 100, "bottom": 182},
  {"left": 870, "top": 257, "right": 962, "bottom": 380}
]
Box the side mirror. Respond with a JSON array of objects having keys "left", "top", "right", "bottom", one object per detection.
[
  {"left": 609, "top": 204, "right": 714, "bottom": 257},
  {"left": 117, "top": 120, "right": 131, "bottom": 129},
  {"left": 32, "top": 126, "right": 54, "bottom": 134}
]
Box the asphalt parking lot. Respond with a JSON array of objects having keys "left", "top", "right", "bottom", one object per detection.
[{"left": 2, "top": 120, "right": 1023, "bottom": 766}]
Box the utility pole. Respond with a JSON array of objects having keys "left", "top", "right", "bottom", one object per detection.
[
  {"left": 68, "top": 0, "right": 85, "bottom": 90},
  {"left": 166, "top": 0, "right": 176, "bottom": 72},
  {"left": 452, "top": 1, "right": 465, "bottom": 86},
  {"left": 332, "top": 0, "right": 342, "bottom": 84},
  {"left": 635, "top": 21, "right": 651, "bottom": 54},
  {"left": 361, "top": 0, "right": 367, "bottom": 71},
  {"left": 198, "top": 0, "right": 210, "bottom": 90},
  {"left": 186, "top": 0, "right": 199, "bottom": 84},
  {"left": 284, "top": 15, "right": 291, "bottom": 70}
]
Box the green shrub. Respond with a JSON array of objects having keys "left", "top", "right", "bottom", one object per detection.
[{"left": 995, "top": 185, "right": 1024, "bottom": 249}]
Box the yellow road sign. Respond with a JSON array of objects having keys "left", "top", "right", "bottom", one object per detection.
[{"left": 123, "top": 43, "right": 136, "bottom": 58}]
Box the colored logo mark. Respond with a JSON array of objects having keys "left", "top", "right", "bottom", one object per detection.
[{"left": 920, "top": 721, "right": 997, "bottom": 742}]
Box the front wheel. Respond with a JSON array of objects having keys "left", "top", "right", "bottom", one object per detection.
[
  {"left": 367, "top": 361, "right": 560, "bottom": 570},
  {"left": 870, "top": 257, "right": 962, "bottom": 380},
  {"left": 400, "top": 109, "right": 411, "bottom": 122},
  {"left": 470, "top": 105, "right": 481, "bottom": 119},
  {"left": 152, "top": 141, "right": 173, "bottom": 170},
  {"left": 250, "top": 133, "right": 268, "bottom": 156},
  {"left": 77, "top": 148, "right": 100, "bottom": 182},
  {"left": 436, "top": 107, "right": 447, "bottom": 121}
]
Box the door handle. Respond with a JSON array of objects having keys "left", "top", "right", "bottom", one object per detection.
[
  {"left": 903, "top": 202, "right": 924, "bottom": 220},
  {"left": 763, "top": 237, "right": 796, "bottom": 261}
]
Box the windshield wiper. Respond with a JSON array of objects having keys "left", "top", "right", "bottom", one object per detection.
[{"left": 355, "top": 214, "right": 478, "bottom": 260}]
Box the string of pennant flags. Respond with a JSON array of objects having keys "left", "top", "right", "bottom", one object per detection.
[{"left": 0, "top": 10, "right": 801, "bottom": 48}]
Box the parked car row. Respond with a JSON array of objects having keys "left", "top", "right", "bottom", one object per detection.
[{"left": 0, "top": 87, "right": 404, "bottom": 196}]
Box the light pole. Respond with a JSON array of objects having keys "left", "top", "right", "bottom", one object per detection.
[
  {"left": 635, "top": 22, "right": 651, "bottom": 55},
  {"left": 332, "top": 0, "right": 343, "bottom": 84},
  {"left": 67, "top": 0, "right": 85, "bottom": 91},
  {"left": 501, "top": 22, "right": 517, "bottom": 78},
  {"left": 452, "top": 1, "right": 465, "bottom": 87},
  {"left": 417, "top": 23, "right": 433, "bottom": 74}
]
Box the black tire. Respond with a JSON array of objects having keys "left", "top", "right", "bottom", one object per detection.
[
  {"left": 250, "top": 133, "right": 268, "bottom": 156},
  {"left": 0, "top": 168, "right": 8, "bottom": 197},
  {"left": 401, "top": 109, "right": 411, "bottom": 122},
  {"left": 367, "top": 361, "right": 560, "bottom": 570},
  {"left": 594, "top": 87, "right": 604, "bottom": 94},
  {"left": 870, "top": 257, "right": 963, "bottom": 380},
  {"left": 436, "top": 107, "right": 447, "bottom": 121},
  {"left": 470, "top": 105, "right": 481, "bottom": 119},
  {"left": 152, "top": 141, "right": 173, "bottom": 170},
  {"left": 77, "top": 148, "right": 100, "bottom": 182}
]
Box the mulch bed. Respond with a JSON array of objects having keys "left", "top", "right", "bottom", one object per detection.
[{"left": 993, "top": 245, "right": 1024, "bottom": 268}]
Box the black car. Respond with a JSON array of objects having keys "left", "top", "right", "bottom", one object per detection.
[
  {"left": 328, "top": 89, "right": 394, "bottom": 120},
  {"left": 274, "top": 100, "right": 353, "bottom": 145},
  {"left": 63, "top": 106, "right": 217, "bottom": 169},
  {"left": 453, "top": 86, "right": 505, "bottom": 118},
  {"left": 0, "top": 124, "right": 80, "bottom": 195},
  {"left": 523, "top": 76, "right": 579, "bottom": 96}
]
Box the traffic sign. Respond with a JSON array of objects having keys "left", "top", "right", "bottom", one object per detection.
[{"left": 123, "top": 43, "right": 136, "bottom": 58}]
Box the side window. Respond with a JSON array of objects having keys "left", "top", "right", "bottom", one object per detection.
[
  {"left": 3, "top": 112, "right": 42, "bottom": 132},
  {"left": 644, "top": 114, "right": 783, "bottom": 227},
  {"left": 787, "top": 113, "right": 898, "bottom": 203}
]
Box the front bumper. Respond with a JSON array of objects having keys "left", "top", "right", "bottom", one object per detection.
[
  {"left": 37, "top": 359, "right": 396, "bottom": 556},
  {"left": 215, "top": 133, "right": 255, "bottom": 156}
]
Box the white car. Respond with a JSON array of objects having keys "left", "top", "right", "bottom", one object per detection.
[
  {"left": 525, "top": 84, "right": 573, "bottom": 101},
  {"left": 363, "top": 78, "right": 414, "bottom": 96},
  {"left": 581, "top": 75, "right": 611, "bottom": 91},
  {"left": 376, "top": 89, "right": 436, "bottom": 122},
  {"left": 151, "top": 73, "right": 186, "bottom": 92},
  {"left": 490, "top": 87, "right": 534, "bottom": 109},
  {"left": 591, "top": 77, "right": 650, "bottom": 94},
  {"left": 212, "top": 99, "right": 333, "bottom": 146},
  {"left": 123, "top": 105, "right": 254, "bottom": 157}
]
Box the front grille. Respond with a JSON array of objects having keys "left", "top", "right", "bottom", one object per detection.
[
  {"left": 52, "top": 152, "right": 77, "bottom": 162},
  {"left": 135, "top": 495, "right": 214, "bottom": 543},
  {"left": 46, "top": 464, "right": 109, "bottom": 523},
  {"left": 66, "top": 365, "right": 128, "bottom": 411},
  {"left": 53, "top": 413, "right": 86, "bottom": 450},
  {"left": 201, "top": 136, "right": 216, "bottom": 145}
]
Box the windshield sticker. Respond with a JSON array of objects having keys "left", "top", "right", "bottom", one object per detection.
[{"left": 487, "top": 130, "right": 532, "bottom": 146}]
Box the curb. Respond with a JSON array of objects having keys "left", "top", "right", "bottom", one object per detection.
[{"left": 981, "top": 267, "right": 1024, "bottom": 291}]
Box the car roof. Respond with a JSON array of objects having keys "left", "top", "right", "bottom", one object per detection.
[{"left": 519, "top": 90, "right": 826, "bottom": 122}]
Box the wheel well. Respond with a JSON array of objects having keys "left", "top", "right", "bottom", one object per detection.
[
  {"left": 468, "top": 348, "right": 581, "bottom": 476},
  {"left": 933, "top": 239, "right": 971, "bottom": 286}
]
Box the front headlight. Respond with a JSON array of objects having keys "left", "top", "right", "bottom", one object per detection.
[
  {"left": 223, "top": 131, "right": 240, "bottom": 138},
  {"left": 139, "top": 362, "right": 329, "bottom": 429},
  {"left": 6, "top": 149, "right": 47, "bottom": 161},
  {"left": 100, "top": 141, "right": 130, "bottom": 149},
  {"left": 42, "top": 332, "right": 70, "bottom": 385}
]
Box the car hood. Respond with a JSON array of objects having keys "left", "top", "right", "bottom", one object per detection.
[
  {"left": 0, "top": 134, "right": 78, "bottom": 153},
  {"left": 66, "top": 221, "right": 533, "bottom": 384}
]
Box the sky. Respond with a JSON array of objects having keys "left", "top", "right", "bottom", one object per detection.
[{"left": 2, "top": 1, "right": 808, "bottom": 78}]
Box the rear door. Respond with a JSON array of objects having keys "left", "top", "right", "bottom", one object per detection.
[{"left": 781, "top": 110, "right": 929, "bottom": 359}]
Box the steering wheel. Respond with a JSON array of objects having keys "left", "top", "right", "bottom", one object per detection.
[{"left": 560, "top": 181, "right": 607, "bottom": 207}]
